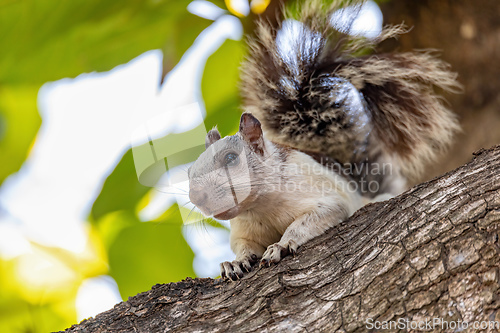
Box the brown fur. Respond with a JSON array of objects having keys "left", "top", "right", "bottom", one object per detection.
[{"left": 240, "top": 0, "right": 460, "bottom": 181}]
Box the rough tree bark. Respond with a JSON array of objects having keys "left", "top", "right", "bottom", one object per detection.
[{"left": 61, "top": 145, "right": 500, "bottom": 333}]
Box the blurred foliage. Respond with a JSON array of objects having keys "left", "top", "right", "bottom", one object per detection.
[
  {"left": 202, "top": 39, "right": 245, "bottom": 136},
  {"left": 0, "top": 86, "right": 41, "bottom": 185},
  {"left": 91, "top": 150, "right": 150, "bottom": 221},
  {"left": 0, "top": 0, "right": 273, "bottom": 331},
  {"left": 0, "top": 0, "right": 209, "bottom": 187},
  {"left": 0, "top": 0, "right": 203, "bottom": 85},
  {"left": 106, "top": 210, "right": 195, "bottom": 299},
  {"left": 0, "top": 230, "right": 108, "bottom": 332}
]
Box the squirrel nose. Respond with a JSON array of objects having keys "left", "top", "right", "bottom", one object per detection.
[{"left": 189, "top": 188, "right": 208, "bottom": 208}]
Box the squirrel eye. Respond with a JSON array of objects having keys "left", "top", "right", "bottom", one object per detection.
[{"left": 224, "top": 152, "right": 239, "bottom": 167}]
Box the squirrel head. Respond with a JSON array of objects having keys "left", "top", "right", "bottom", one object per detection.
[{"left": 188, "top": 113, "right": 275, "bottom": 220}]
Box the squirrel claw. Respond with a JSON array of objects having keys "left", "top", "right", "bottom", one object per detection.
[
  {"left": 260, "top": 243, "right": 287, "bottom": 266},
  {"left": 261, "top": 240, "right": 299, "bottom": 266},
  {"left": 220, "top": 256, "right": 256, "bottom": 281},
  {"left": 241, "top": 261, "right": 251, "bottom": 273},
  {"left": 288, "top": 240, "right": 298, "bottom": 256}
]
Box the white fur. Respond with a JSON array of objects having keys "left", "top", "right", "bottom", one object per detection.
[{"left": 224, "top": 144, "right": 365, "bottom": 277}]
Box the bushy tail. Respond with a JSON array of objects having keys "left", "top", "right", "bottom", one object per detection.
[{"left": 240, "top": 0, "right": 460, "bottom": 180}]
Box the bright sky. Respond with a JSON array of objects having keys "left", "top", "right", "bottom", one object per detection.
[{"left": 0, "top": 0, "right": 382, "bottom": 321}]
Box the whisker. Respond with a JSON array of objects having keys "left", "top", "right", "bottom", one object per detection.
[
  {"left": 185, "top": 205, "right": 197, "bottom": 224},
  {"left": 166, "top": 185, "right": 189, "bottom": 193},
  {"left": 155, "top": 190, "right": 189, "bottom": 196},
  {"left": 179, "top": 200, "right": 192, "bottom": 207}
]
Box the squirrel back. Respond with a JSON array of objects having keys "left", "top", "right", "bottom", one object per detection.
[{"left": 241, "top": 0, "right": 460, "bottom": 183}]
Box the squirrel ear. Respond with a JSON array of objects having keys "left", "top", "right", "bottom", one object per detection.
[
  {"left": 239, "top": 112, "right": 264, "bottom": 153},
  {"left": 205, "top": 128, "right": 221, "bottom": 149},
  {"left": 239, "top": 112, "right": 263, "bottom": 142}
]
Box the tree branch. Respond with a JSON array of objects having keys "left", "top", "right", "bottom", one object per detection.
[{"left": 62, "top": 145, "right": 500, "bottom": 333}]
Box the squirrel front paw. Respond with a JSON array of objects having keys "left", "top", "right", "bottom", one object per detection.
[
  {"left": 220, "top": 254, "right": 258, "bottom": 281},
  {"left": 260, "top": 240, "right": 298, "bottom": 267}
]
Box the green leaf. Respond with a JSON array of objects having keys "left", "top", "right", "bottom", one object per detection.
[
  {"left": 131, "top": 122, "right": 207, "bottom": 188},
  {"left": 0, "top": 258, "right": 77, "bottom": 333},
  {"left": 0, "top": 85, "right": 41, "bottom": 186},
  {"left": 93, "top": 210, "right": 140, "bottom": 251},
  {"left": 201, "top": 38, "right": 245, "bottom": 136},
  {"left": 0, "top": 0, "right": 212, "bottom": 185},
  {"left": 0, "top": 0, "right": 206, "bottom": 85},
  {"left": 0, "top": 299, "right": 76, "bottom": 333},
  {"left": 107, "top": 209, "right": 195, "bottom": 300},
  {"left": 161, "top": 13, "right": 212, "bottom": 79},
  {"left": 91, "top": 149, "right": 150, "bottom": 221},
  {"left": 204, "top": 94, "right": 241, "bottom": 136}
]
